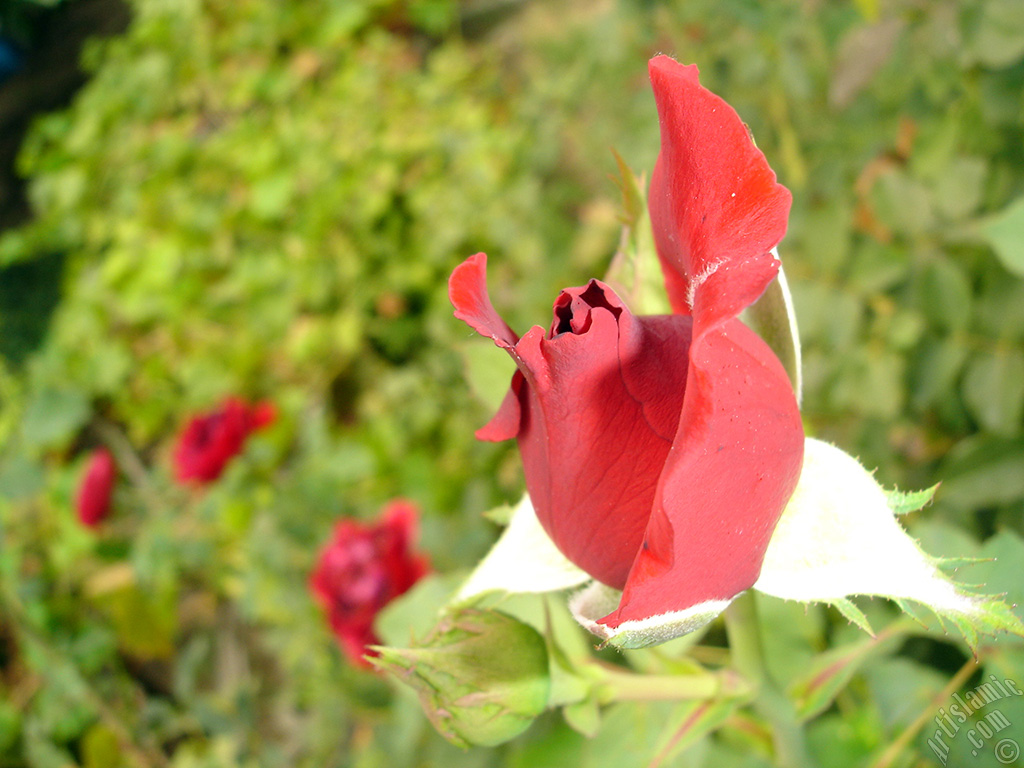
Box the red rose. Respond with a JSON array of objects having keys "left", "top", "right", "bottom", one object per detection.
[
  {"left": 76, "top": 448, "right": 116, "bottom": 528},
  {"left": 310, "top": 500, "right": 430, "bottom": 667},
  {"left": 449, "top": 57, "right": 804, "bottom": 632},
  {"left": 172, "top": 397, "right": 276, "bottom": 485}
]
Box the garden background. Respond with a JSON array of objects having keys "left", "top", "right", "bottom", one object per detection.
[{"left": 2, "top": 0, "right": 1024, "bottom": 766}]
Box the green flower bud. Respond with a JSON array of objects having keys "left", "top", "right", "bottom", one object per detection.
[{"left": 372, "top": 608, "right": 549, "bottom": 747}]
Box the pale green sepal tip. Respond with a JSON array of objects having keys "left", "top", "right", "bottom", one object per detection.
[
  {"left": 745, "top": 254, "right": 802, "bottom": 402},
  {"left": 603, "top": 154, "right": 671, "bottom": 316},
  {"left": 454, "top": 494, "right": 589, "bottom": 604},
  {"left": 829, "top": 598, "right": 875, "bottom": 636},
  {"left": 885, "top": 484, "right": 940, "bottom": 516}
]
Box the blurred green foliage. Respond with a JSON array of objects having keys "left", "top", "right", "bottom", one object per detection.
[{"left": 1, "top": 0, "right": 1024, "bottom": 765}]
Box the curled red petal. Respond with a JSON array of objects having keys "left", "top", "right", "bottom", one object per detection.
[
  {"left": 601, "top": 317, "right": 804, "bottom": 627},
  {"left": 449, "top": 253, "right": 519, "bottom": 350},
  {"left": 647, "top": 56, "right": 791, "bottom": 327}
]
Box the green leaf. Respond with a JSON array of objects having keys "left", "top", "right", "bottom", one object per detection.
[
  {"left": 965, "top": 0, "right": 1024, "bottom": 68},
  {"left": 917, "top": 258, "right": 972, "bottom": 334},
  {"left": 758, "top": 593, "right": 827, "bottom": 684},
  {"left": 0, "top": 701, "right": 20, "bottom": 754},
  {"left": 648, "top": 699, "right": 739, "bottom": 763},
  {"left": 562, "top": 697, "right": 601, "bottom": 738},
  {"left": 982, "top": 195, "right": 1024, "bottom": 277},
  {"left": 85, "top": 566, "right": 177, "bottom": 660},
  {"left": 961, "top": 348, "right": 1024, "bottom": 436},
  {"left": 940, "top": 436, "right": 1024, "bottom": 509},
  {"left": 828, "top": 599, "right": 874, "bottom": 636},
  {"left": 81, "top": 724, "right": 123, "bottom": 768},
  {"left": 20, "top": 387, "right": 90, "bottom": 451},
  {"left": 788, "top": 628, "right": 905, "bottom": 721}
]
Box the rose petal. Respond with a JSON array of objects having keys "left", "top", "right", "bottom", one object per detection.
[
  {"left": 310, "top": 501, "right": 430, "bottom": 667},
  {"left": 647, "top": 56, "right": 792, "bottom": 328},
  {"left": 592, "top": 58, "right": 804, "bottom": 630},
  {"left": 449, "top": 253, "right": 519, "bottom": 350},
  {"left": 518, "top": 286, "right": 693, "bottom": 588},
  {"left": 601, "top": 317, "right": 804, "bottom": 627}
]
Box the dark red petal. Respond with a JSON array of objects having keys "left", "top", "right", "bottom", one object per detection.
[
  {"left": 647, "top": 56, "right": 791, "bottom": 327},
  {"left": 600, "top": 318, "right": 804, "bottom": 627}
]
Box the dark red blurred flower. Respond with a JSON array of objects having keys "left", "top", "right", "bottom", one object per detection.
[
  {"left": 449, "top": 56, "right": 804, "bottom": 632},
  {"left": 76, "top": 448, "right": 116, "bottom": 528},
  {"left": 310, "top": 500, "right": 430, "bottom": 667},
  {"left": 172, "top": 397, "right": 276, "bottom": 485}
]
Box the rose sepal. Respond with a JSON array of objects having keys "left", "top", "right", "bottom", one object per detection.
[
  {"left": 455, "top": 439, "right": 1024, "bottom": 651},
  {"left": 753, "top": 437, "right": 1024, "bottom": 651}
]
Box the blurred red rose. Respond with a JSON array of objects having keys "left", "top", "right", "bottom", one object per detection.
[
  {"left": 310, "top": 500, "right": 430, "bottom": 667},
  {"left": 172, "top": 397, "right": 276, "bottom": 484},
  {"left": 76, "top": 448, "right": 116, "bottom": 528}
]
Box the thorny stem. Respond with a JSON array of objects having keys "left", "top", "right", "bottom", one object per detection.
[{"left": 724, "top": 591, "right": 813, "bottom": 768}]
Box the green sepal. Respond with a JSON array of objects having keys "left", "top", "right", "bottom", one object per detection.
[
  {"left": 603, "top": 153, "right": 671, "bottom": 316},
  {"left": 885, "top": 484, "right": 940, "bottom": 515}
]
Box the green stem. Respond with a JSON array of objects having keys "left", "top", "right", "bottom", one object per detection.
[
  {"left": 594, "top": 665, "right": 752, "bottom": 704},
  {"left": 724, "top": 591, "right": 812, "bottom": 768}
]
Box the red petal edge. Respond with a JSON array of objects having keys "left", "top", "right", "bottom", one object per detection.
[{"left": 449, "top": 253, "right": 519, "bottom": 349}]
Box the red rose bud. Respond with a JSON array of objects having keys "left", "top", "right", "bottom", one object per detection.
[
  {"left": 76, "top": 448, "right": 116, "bottom": 528},
  {"left": 172, "top": 397, "right": 275, "bottom": 485},
  {"left": 310, "top": 500, "right": 430, "bottom": 667},
  {"left": 449, "top": 56, "right": 804, "bottom": 635}
]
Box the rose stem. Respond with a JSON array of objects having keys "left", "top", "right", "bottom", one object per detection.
[{"left": 724, "top": 590, "right": 813, "bottom": 768}]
